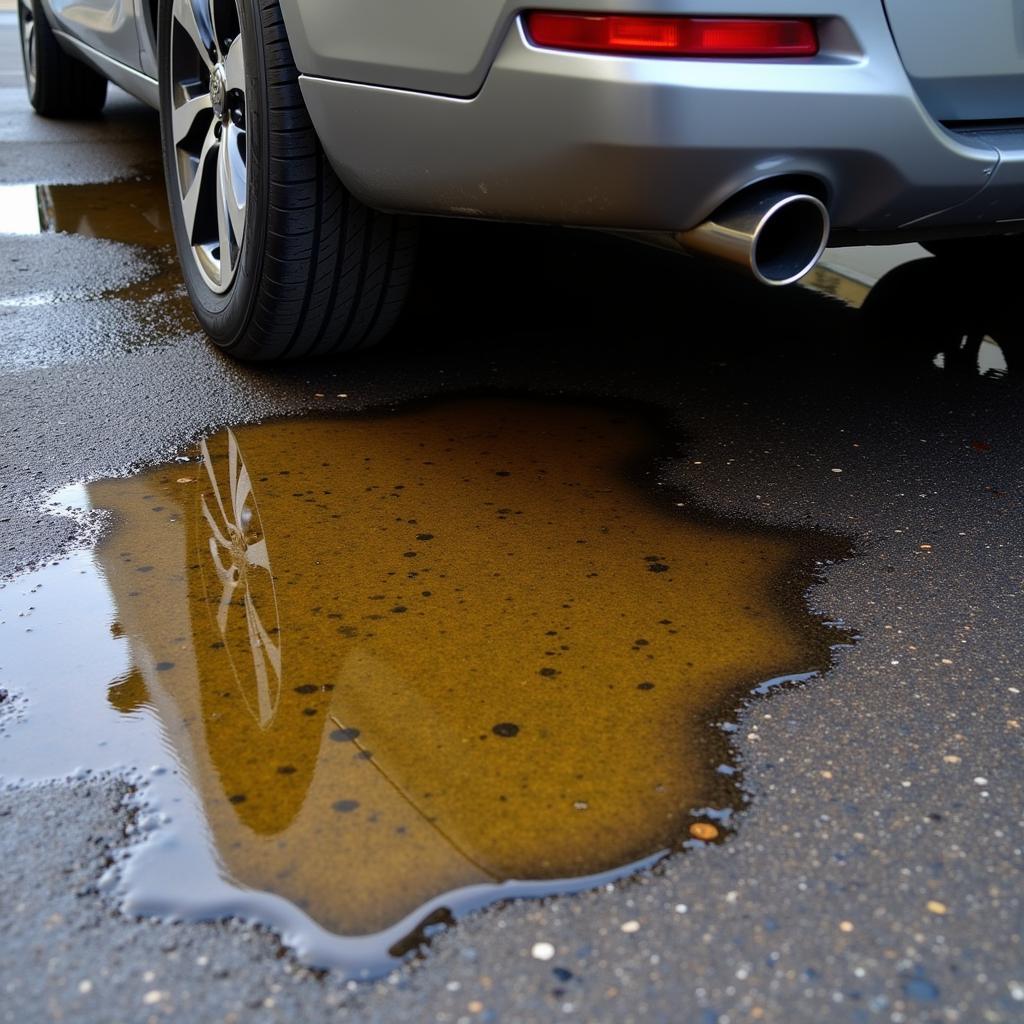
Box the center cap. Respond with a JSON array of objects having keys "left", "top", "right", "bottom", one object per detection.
[{"left": 210, "top": 63, "right": 227, "bottom": 119}]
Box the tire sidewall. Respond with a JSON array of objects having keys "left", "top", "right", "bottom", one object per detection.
[
  {"left": 158, "top": 0, "right": 268, "bottom": 350},
  {"left": 21, "top": 0, "right": 44, "bottom": 108}
]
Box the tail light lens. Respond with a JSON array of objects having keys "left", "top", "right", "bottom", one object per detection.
[{"left": 525, "top": 13, "right": 819, "bottom": 58}]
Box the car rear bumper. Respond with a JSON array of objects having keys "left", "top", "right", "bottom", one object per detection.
[{"left": 298, "top": 14, "right": 1024, "bottom": 240}]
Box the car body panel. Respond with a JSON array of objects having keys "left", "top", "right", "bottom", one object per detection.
[
  {"left": 44, "top": 0, "right": 141, "bottom": 72},
  {"left": 279, "top": 0, "right": 867, "bottom": 98},
  {"left": 137, "top": 0, "right": 159, "bottom": 79},
  {"left": 37, "top": 0, "right": 1024, "bottom": 246},
  {"left": 882, "top": 0, "right": 1024, "bottom": 123},
  {"left": 299, "top": 19, "right": 1014, "bottom": 236},
  {"left": 48, "top": 20, "right": 159, "bottom": 107}
]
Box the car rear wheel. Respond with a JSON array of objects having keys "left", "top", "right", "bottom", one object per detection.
[
  {"left": 158, "top": 0, "right": 417, "bottom": 361},
  {"left": 17, "top": 0, "right": 108, "bottom": 118}
]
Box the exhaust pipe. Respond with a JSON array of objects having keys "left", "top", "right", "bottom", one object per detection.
[{"left": 676, "top": 187, "right": 830, "bottom": 287}]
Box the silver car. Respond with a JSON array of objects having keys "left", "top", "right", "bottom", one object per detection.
[{"left": 16, "top": 0, "right": 1024, "bottom": 360}]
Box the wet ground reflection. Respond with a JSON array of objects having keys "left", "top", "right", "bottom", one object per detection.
[{"left": 0, "top": 397, "right": 847, "bottom": 969}]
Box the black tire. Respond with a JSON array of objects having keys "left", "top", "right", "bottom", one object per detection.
[
  {"left": 17, "top": 0, "right": 108, "bottom": 118},
  {"left": 158, "top": 0, "right": 417, "bottom": 361},
  {"left": 860, "top": 257, "right": 1020, "bottom": 375},
  {"left": 921, "top": 235, "right": 1024, "bottom": 262}
]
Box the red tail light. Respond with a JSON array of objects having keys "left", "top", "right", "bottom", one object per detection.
[{"left": 525, "top": 13, "right": 819, "bottom": 58}]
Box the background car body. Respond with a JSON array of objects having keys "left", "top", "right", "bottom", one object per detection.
[{"left": 37, "top": 0, "right": 1024, "bottom": 246}]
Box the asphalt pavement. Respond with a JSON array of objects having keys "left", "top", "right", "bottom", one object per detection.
[{"left": 1, "top": 16, "right": 1022, "bottom": 1024}]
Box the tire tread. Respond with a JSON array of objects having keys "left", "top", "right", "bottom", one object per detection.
[{"left": 169, "top": 0, "right": 415, "bottom": 361}]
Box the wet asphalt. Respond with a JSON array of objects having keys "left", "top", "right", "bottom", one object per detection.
[{"left": 1, "top": 16, "right": 1023, "bottom": 1023}]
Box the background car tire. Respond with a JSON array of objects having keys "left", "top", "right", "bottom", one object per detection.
[
  {"left": 159, "top": 0, "right": 417, "bottom": 361},
  {"left": 17, "top": 0, "right": 108, "bottom": 118}
]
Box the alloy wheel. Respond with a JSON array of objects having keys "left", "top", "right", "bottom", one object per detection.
[
  {"left": 169, "top": 0, "right": 248, "bottom": 293},
  {"left": 199, "top": 429, "right": 282, "bottom": 728}
]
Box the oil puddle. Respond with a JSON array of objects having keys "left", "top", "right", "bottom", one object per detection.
[
  {"left": 0, "top": 176, "right": 171, "bottom": 246},
  {"left": 0, "top": 397, "right": 849, "bottom": 975}
]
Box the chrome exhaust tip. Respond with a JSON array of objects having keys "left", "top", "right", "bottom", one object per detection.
[{"left": 676, "top": 188, "right": 830, "bottom": 287}]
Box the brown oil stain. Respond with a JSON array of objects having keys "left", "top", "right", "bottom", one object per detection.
[
  {"left": 0, "top": 175, "right": 171, "bottom": 246},
  {"left": 80, "top": 396, "right": 846, "bottom": 940},
  {"left": 0, "top": 175, "right": 188, "bottom": 314}
]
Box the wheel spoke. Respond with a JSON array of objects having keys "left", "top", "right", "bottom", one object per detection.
[
  {"left": 229, "top": 448, "right": 251, "bottom": 521},
  {"left": 171, "top": 91, "right": 212, "bottom": 147},
  {"left": 207, "top": 531, "right": 232, "bottom": 583},
  {"left": 223, "top": 34, "right": 245, "bottom": 93},
  {"left": 219, "top": 124, "right": 246, "bottom": 246},
  {"left": 244, "top": 538, "right": 270, "bottom": 573},
  {"left": 206, "top": 0, "right": 224, "bottom": 59},
  {"left": 214, "top": 562, "right": 235, "bottom": 636},
  {"left": 215, "top": 148, "right": 235, "bottom": 282},
  {"left": 172, "top": 0, "right": 214, "bottom": 68},
  {"left": 200, "top": 494, "right": 232, "bottom": 552},
  {"left": 180, "top": 123, "right": 219, "bottom": 245},
  {"left": 201, "top": 437, "right": 232, "bottom": 532},
  {"left": 243, "top": 595, "right": 280, "bottom": 727}
]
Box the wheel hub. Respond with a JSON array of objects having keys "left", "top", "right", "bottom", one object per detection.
[{"left": 210, "top": 63, "right": 227, "bottom": 120}]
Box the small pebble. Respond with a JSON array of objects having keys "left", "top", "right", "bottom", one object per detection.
[
  {"left": 531, "top": 942, "right": 555, "bottom": 961},
  {"left": 620, "top": 920, "right": 640, "bottom": 934},
  {"left": 689, "top": 822, "right": 719, "bottom": 841}
]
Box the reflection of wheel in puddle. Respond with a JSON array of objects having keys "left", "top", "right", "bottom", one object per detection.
[
  {"left": 198, "top": 428, "right": 282, "bottom": 727},
  {"left": 932, "top": 333, "right": 1012, "bottom": 378}
]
